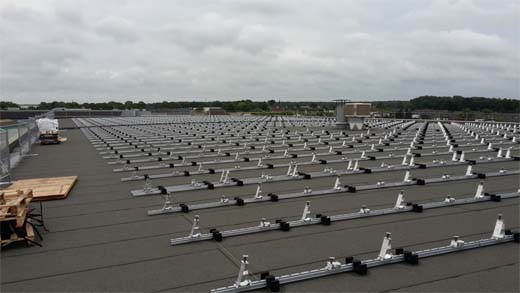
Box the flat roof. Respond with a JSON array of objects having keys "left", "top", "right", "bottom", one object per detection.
[{"left": 1, "top": 117, "right": 518, "bottom": 292}]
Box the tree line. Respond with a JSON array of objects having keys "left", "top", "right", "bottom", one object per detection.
[
  {"left": 373, "top": 96, "right": 519, "bottom": 113},
  {"left": 1, "top": 96, "right": 518, "bottom": 113},
  {"left": 1, "top": 100, "right": 335, "bottom": 114}
]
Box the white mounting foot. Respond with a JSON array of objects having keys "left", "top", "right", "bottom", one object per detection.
[
  {"left": 286, "top": 163, "right": 293, "bottom": 176},
  {"left": 291, "top": 164, "right": 299, "bottom": 177},
  {"left": 465, "top": 165, "right": 473, "bottom": 176},
  {"left": 325, "top": 257, "right": 342, "bottom": 270},
  {"left": 189, "top": 215, "right": 201, "bottom": 238},
  {"left": 162, "top": 193, "right": 173, "bottom": 211},
  {"left": 459, "top": 152, "right": 465, "bottom": 162},
  {"left": 259, "top": 218, "right": 271, "bottom": 227},
  {"left": 401, "top": 155, "right": 408, "bottom": 166},
  {"left": 450, "top": 236, "right": 465, "bottom": 248},
  {"left": 143, "top": 177, "right": 153, "bottom": 193},
  {"left": 403, "top": 170, "right": 412, "bottom": 183},
  {"left": 353, "top": 160, "right": 359, "bottom": 171},
  {"left": 220, "top": 170, "right": 230, "bottom": 184},
  {"left": 408, "top": 156, "right": 415, "bottom": 167},
  {"left": 505, "top": 147, "right": 511, "bottom": 159},
  {"left": 333, "top": 176, "right": 342, "bottom": 190},
  {"left": 451, "top": 152, "right": 458, "bottom": 162},
  {"left": 234, "top": 255, "right": 252, "bottom": 288},
  {"left": 360, "top": 205, "right": 370, "bottom": 214},
  {"left": 301, "top": 201, "right": 312, "bottom": 221},
  {"left": 254, "top": 183, "right": 263, "bottom": 199},
  {"left": 474, "top": 181, "right": 485, "bottom": 199},
  {"left": 491, "top": 214, "right": 505, "bottom": 239},
  {"left": 394, "top": 190, "right": 405, "bottom": 209},
  {"left": 377, "top": 232, "right": 393, "bottom": 260},
  {"left": 444, "top": 195, "right": 455, "bottom": 203}
]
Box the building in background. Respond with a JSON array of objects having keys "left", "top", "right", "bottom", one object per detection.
[
  {"left": 271, "top": 104, "right": 283, "bottom": 113},
  {"left": 334, "top": 100, "right": 372, "bottom": 130},
  {"left": 203, "top": 107, "right": 227, "bottom": 115},
  {"left": 121, "top": 109, "right": 152, "bottom": 117}
]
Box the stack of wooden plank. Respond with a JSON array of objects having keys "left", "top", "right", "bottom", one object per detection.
[
  {"left": 1, "top": 176, "right": 77, "bottom": 201},
  {"left": 0, "top": 189, "right": 37, "bottom": 247}
]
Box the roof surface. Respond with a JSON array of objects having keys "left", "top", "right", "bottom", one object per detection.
[{"left": 1, "top": 117, "right": 519, "bottom": 292}]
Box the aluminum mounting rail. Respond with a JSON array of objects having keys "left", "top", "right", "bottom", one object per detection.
[
  {"left": 170, "top": 190, "right": 519, "bottom": 245},
  {"left": 105, "top": 137, "right": 517, "bottom": 164},
  {"left": 91, "top": 121, "right": 507, "bottom": 148},
  {"left": 93, "top": 124, "right": 512, "bottom": 147},
  {"left": 132, "top": 155, "right": 518, "bottom": 196},
  {"left": 210, "top": 233, "right": 519, "bottom": 293},
  {"left": 97, "top": 132, "right": 355, "bottom": 153},
  {"left": 97, "top": 131, "right": 506, "bottom": 152},
  {"left": 111, "top": 147, "right": 384, "bottom": 170},
  {"left": 97, "top": 133, "right": 446, "bottom": 157},
  {"left": 111, "top": 140, "right": 433, "bottom": 170},
  {"left": 147, "top": 169, "right": 519, "bottom": 215},
  {"left": 113, "top": 123, "right": 515, "bottom": 150},
  {"left": 96, "top": 130, "right": 356, "bottom": 150},
  {"left": 114, "top": 142, "right": 516, "bottom": 172},
  {"left": 121, "top": 154, "right": 514, "bottom": 182},
  {"left": 96, "top": 132, "right": 512, "bottom": 155}
]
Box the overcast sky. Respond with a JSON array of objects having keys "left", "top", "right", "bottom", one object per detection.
[{"left": 0, "top": 0, "right": 518, "bottom": 103}]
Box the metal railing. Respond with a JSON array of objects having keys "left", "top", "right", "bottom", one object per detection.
[
  {"left": 0, "top": 128, "right": 9, "bottom": 182},
  {"left": 0, "top": 118, "right": 40, "bottom": 183}
]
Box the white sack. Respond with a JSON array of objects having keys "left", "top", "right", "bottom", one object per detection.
[{"left": 37, "top": 118, "right": 59, "bottom": 133}]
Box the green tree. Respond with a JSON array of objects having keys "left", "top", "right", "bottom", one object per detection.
[{"left": 0, "top": 101, "right": 20, "bottom": 109}]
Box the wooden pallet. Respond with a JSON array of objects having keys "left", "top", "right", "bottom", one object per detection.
[
  {"left": 0, "top": 220, "right": 36, "bottom": 248},
  {"left": 0, "top": 191, "right": 37, "bottom": 248},
  {"left": 0, "top": 189, "right": 33, "bottom": 227},
  {"left": 1, "top": 176, "right": 77, "bottom": 201}
]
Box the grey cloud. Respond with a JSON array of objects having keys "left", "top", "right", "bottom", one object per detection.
[
  {"left": 0, "top": 0, "right": 518, "bottom": 103},
  {"left": 93, "top": 16, "right": 138, "bottom": 43}
]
